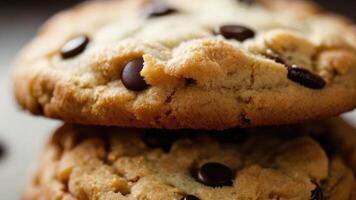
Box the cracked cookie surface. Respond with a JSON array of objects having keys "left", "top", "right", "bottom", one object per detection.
[
  {"left": 23, "top": 119, "right": 355, "bottom": 200},
  {"left": 13, "top": 0, "right": 356, "bottom": 129}
]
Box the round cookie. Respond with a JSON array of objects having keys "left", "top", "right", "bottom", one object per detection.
[
  {"left": 23, "top": 121, "right": 355, "bottom": 200},
  {"left": 13, "top": 0, "right": 356, "bottom": 129}
]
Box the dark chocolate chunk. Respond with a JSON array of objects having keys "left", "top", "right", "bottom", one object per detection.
[
  {"left": 60, "top": 35, "right": 89, "bottom": 59},
  {"left": 146, "top": 0, "right": 177, "bottom": 18},
  {"left": 196, "top": 162, "right": 233, "bottom": 187},
  {"left": 121, "top": 58, "right": 149, "bottom": 91},
  {"left": 287, "top": 66, "right": 326, "bottom": 89},
  {"left": 215, "top": 25, "right": 255, "bottom": 41},
  {"left": 185, "top": 78, "right": 197, "bottom": 86}
]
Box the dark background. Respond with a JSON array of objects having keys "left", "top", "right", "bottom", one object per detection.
[
  {"left": 313, "top": 0, "right": 356, "bottom": 20},
  {"left": 315, "top": 0, "right": 356, "bottom": 20},
  {"left": 0, "top": 0, "right": 355, "bottom": 20}
]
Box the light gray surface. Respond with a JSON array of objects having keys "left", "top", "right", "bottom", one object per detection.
[
  {"left": 0, "top": 8, "right": 355, "bottom": 200},
  {"left": 0, "top": 9, "right": 60, "bottom": 200}
]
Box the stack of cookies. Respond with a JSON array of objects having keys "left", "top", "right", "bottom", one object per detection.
[{"left": 12, "top": 0, "right": 356, "bottom": 199}]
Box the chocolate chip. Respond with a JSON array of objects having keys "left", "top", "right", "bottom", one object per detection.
[
  {"left": 185, "top": 78, "right": 197, "bottom": 86},
  {"left": 181, "top": 195, "right": 200, "bottom": 200},
  {"left": 215, "top": 25, "right": 255, "bottom": 41},
  {"left": 311, "top": 183, "right": 323, "bottom": 200},
  {"left": 143, "top": 130, "right": 179, "bottom": 152},
  {"left": 196, "top": 162, "right": 233, "bottom": 187},
  {"left": 287, "top": 66, "right": 326, "bottom": 89},
  {"left": 121, "top": 58, "right": 149, "bottom": 91},
  {"left": 60, "top": 35, "right": 89, "bottom": 59},
  {"left": 146, "top": 0, "right": 177, "bottom": 18}
]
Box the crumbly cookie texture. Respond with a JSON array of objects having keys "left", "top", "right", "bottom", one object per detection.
[
  {"left": 23, "top": 120, "right": 355, "bottom": 200},
  {"left": 13, "top": 0, "right": 356, "bottom": 129}
]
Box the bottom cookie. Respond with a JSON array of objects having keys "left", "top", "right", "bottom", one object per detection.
[{"left": 24, "top": 119, "right": 355, "bottom": 200}]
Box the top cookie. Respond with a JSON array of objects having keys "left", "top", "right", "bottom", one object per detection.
[{"left": 13, "top": 0, "right": 356, "bottom": 129}]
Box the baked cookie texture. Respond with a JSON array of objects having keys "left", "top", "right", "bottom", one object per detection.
[
  {"left": 23, "top": 119, "right": 355, "bottom": 200},
  {"left": 13, "top": 0, "right": 356, "bottom": 129}
]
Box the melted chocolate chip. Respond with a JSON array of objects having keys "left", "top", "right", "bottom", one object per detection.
[
  {"left": 215, "top": 25, "right": 255, "bottom": 41},
  {"left": 311, "top": 183, "right": 323, "bottom": 200},
  {"left": 196, "top": 162, "right": 233, "bottom": 187},
  {"left": 185, "top": 78, "right": 197, "bottom": 86},
  {"left": 181, "top": 195, "right": 200, "bottom": 200},
  {"left": 121, "top": 58, "right": 149, "bottom": 91},
  {"left": 143, "top": 130, "right": 179, "bottom": 152},
  {"left": 60, "top": 35, "right": 89, "bottom": 59},
  {"left": 146, "top": 0, "right": 177, "bottom": 18},
  {"left": 287, "top": 66, "right": 326, "bottom": 89}
]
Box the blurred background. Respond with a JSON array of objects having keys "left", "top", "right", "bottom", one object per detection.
[{"left": 0, "top": 0, "right": 355, "bottom": 199}]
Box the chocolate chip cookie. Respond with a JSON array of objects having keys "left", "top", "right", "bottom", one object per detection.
[
  {"left": 23, "top": 119, "right": 355, "bottom": 200},
  {"left": 13, "top": 0, "right": 356, "bottom": 129}
]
